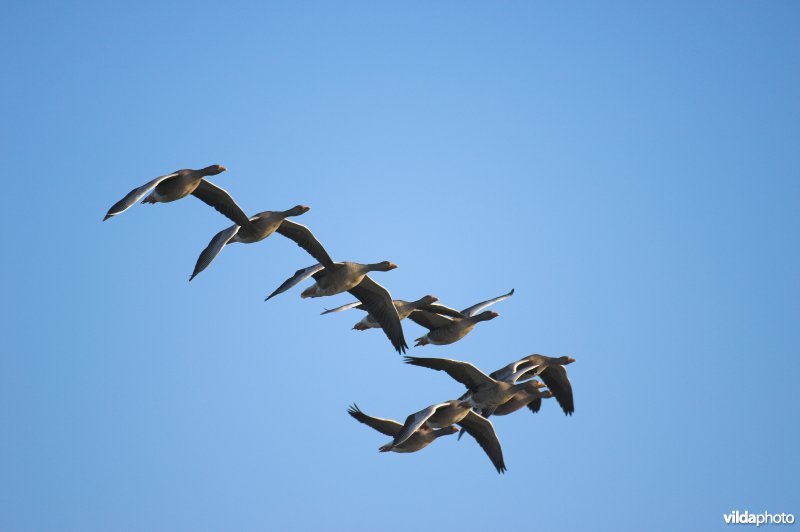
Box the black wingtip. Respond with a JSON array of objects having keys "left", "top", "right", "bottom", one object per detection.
[
  {"left": 103, "top": 214, "right": 112, "bottom": 221},
  {"left": 508, "top": 288, "right": 515, "bottom": 295}
]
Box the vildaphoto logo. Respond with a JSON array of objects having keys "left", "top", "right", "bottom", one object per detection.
[{"left": 723, "top": 511, "right": 795, "bottom": 526}]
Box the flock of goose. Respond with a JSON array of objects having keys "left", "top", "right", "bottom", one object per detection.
[{"left": 104, "top": 164, "right": 577, "bottom": 474}]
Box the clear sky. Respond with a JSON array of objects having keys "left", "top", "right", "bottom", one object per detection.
[{"left": 2, "top": 2, "right": 799, "bottom": 530}]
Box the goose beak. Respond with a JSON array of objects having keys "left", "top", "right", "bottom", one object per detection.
[
  {"left": 219, "top": 166, "right": 227, "bottom": 172},
  {"left": 387, "top": 263, "right": 398, "bottom": 270},
  {"left": 566, "top": 357, "right": 576, "bottom": 364}
]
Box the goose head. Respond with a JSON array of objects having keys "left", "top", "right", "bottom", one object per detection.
[
  {"left": 286, "top": 205, "right": 311, "bottom": 216},
  {"left": 202, "top": 164, "right": 227, "bottom": 176},
  {"left": 474, "top": 310, "right": 499, "bottom": 322},
  {"left": 369, "top": 261, "right": 398, "bottom": 272}
]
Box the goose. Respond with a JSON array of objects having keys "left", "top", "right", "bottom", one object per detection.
[
  {"left": 265, "top": 256, "right": 406, "bottom": 353},
  {"left": 384, "top": 400, "right": 506, "bottom": 473},
  {"left": 347, "top": 404, "right": 458, "bottom": 453},
  {"left": 421, "top": 289, "right": 515, "bottom": 319},
  {"left": 490, "top": 354, "right": 576, "bottom": 415},
  {"left": 403, "top": 356, "right": 546, "bottom": 416},
  {"left": 409, "top": 311, "right": 499, "bottom": 347},
  {"left": 455, "top": 381, "right": 550, "bottom": 441},
  {"left": 103, "top": 165, "right": 251, "bottom": 227},
  {"left": 407, "top": 289, "right": 513, "bottom": 346},
  {"left": 190, "top": 205, "right": 327, "bottom": 280},
  {"left": 320, "top": 295, "right": 440, "bottom": 330}
]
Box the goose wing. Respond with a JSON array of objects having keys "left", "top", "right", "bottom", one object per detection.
[
  {"left": 458, "top": 410, "right": 506, "bottom": 474},
  {"left": 489, "top": 359, "right": 532, "bottom": 382},
  {"left": 189, "top": 225, "right": 240, "bottom": 281},
  {"left": 540, "top": 366, "right": 574, "bottom": 415},
  {"left": 403, "top": 356, "right": 495, "bottom": 390},
  {"left": 190, "top": 179, "right": 252, "bottom": 227},
  {"left": 103, "top": 172, "right": 178, "bottom": 220},
  {"left": 320, "top": 301, "right": 365, "bottom": 315},
  {"left": 392, "top": 403, "right": 452, "bottom": 447},
  {"left": 348, "top": 276, "right": 407, "bottom": 354},
  {"left": 416, "top": 303, "right": 466, "bottom": 319},
  {"left": 526, "top": 397, "right": 543, "bottom": 414},
  {"left": 265, "top": 264, "right": 325, "bottom": 300},
  {"left": 460, "top": 288, "right": 515, "bottom": 317},
  {"left": 347, "top": 404, "right": 402, "bottom": 437},
  {"left": 275, "top": 220, "right": 335, "bottom": 268},
  {"left": 407, "top": 310, "right": 454, "bottom": 331}
]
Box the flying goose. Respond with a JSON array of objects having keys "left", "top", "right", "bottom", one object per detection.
[
  {"left": 409, "top": 311, "right": 499, "bottom": 347},
  {"left": 347, "top": 404, "right": 458, "bottom": 453},
  {"left": 320, "top": 295, "right": 440, "bottom": 330},
  {"left": 490, "top": 355, "right": 576, "bottom": 415},
  {"left": 103, "top": 165, "right": 251, "bottom": 226},
  {"left": 385, "top": 400, "right": 506, "bottom": 473},
  {"left": 455, "top": 381, "right": 550, "bottom": 441},
  {"left": 403, "top": 356, "right": 545, "bottom": 416},
  {"left": 265, "top": 256, "right": 407, "bottom": 353},
  {"left": 189, "top": 205, "right": 328, "bottom": 280},
  {"left": 406, "top": 289, "right": 514, "bottom": 346}
]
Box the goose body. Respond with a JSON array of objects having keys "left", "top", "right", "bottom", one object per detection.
[
  {"left": 412, "top": 311, "right": 498, "bottom": 347},
  {"left": 492, "top": 389, "right": 553, "bottom": 416}
]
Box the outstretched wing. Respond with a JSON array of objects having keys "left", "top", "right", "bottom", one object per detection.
[
  {"left": 320, "top": 301, "right": 365, "bottom": 315},
  {"left": 417, "top": 303, "right": 465, "bottom": 319},
  {"left": 526, "top": 397, "right": 543, "bottom": 414},
  {"left": 539, "top": 366, "right": 574, "bottom": 415},
  {"left": 460, "top": 288, "right": 515, "bottom": 317},
  {"left": 458, "top": 410, "right": 506, "bottom": 474},
  {"left": 403, "top": 356, "right": 495, "bottom": 390},
  {"left": 348, "top": 276, "right": 407, "bottom": 354},
  {"left": 275, "top": 220, "right": 335, "bottom": 268},
  {"left": 265, "top": 264, "right": 325, "bottom": 300},
  {"left": 347, "top": 404, "right": 402, "bottom": 437},
  {"left": 489, "top": 359, "right": 531, "bottom": 382},
  {"left": 103, "top": 172, "right": 178, "bottom": 220},
  {"left": 191, "top": 179, "right": 252, "bottom": 227},
  {"left": 189, "top": 225, "right": 240, "bottom": 281},
  {"left": 392, "top": 403, "right": 452, "bottom": 447}
]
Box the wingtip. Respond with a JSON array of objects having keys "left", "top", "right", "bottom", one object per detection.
[{"left": 102, "top": 214, "right": 112, "bottom": 221}]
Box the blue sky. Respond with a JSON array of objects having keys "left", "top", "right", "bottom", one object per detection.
[{"left": 2, "top": 1, "right": 799, "bottom": 530}]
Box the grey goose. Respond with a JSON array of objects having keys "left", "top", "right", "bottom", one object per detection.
[
  {"left": 385, "top": 400, "right": 506, "bottom": 473},
  {"left": 403, "top": 356, "right": 546, "bottom": 417},
  {"left": 407, "top": 289, "right": 514, "bottom": 347},
  {"left": 190, "top": 205, "right": 329, "bottom": 281},
  {"left": 103, "top": 165, "right": 251, "bottom": 227},
  {"left": 265, "top": 250, "right": 406, "bottom": 353},
  {"left": 347, "top": 404, "right": 458, "bottom": 453},
  {"left": 490, "top": 354, "right": 576, "bottom": 415}
]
